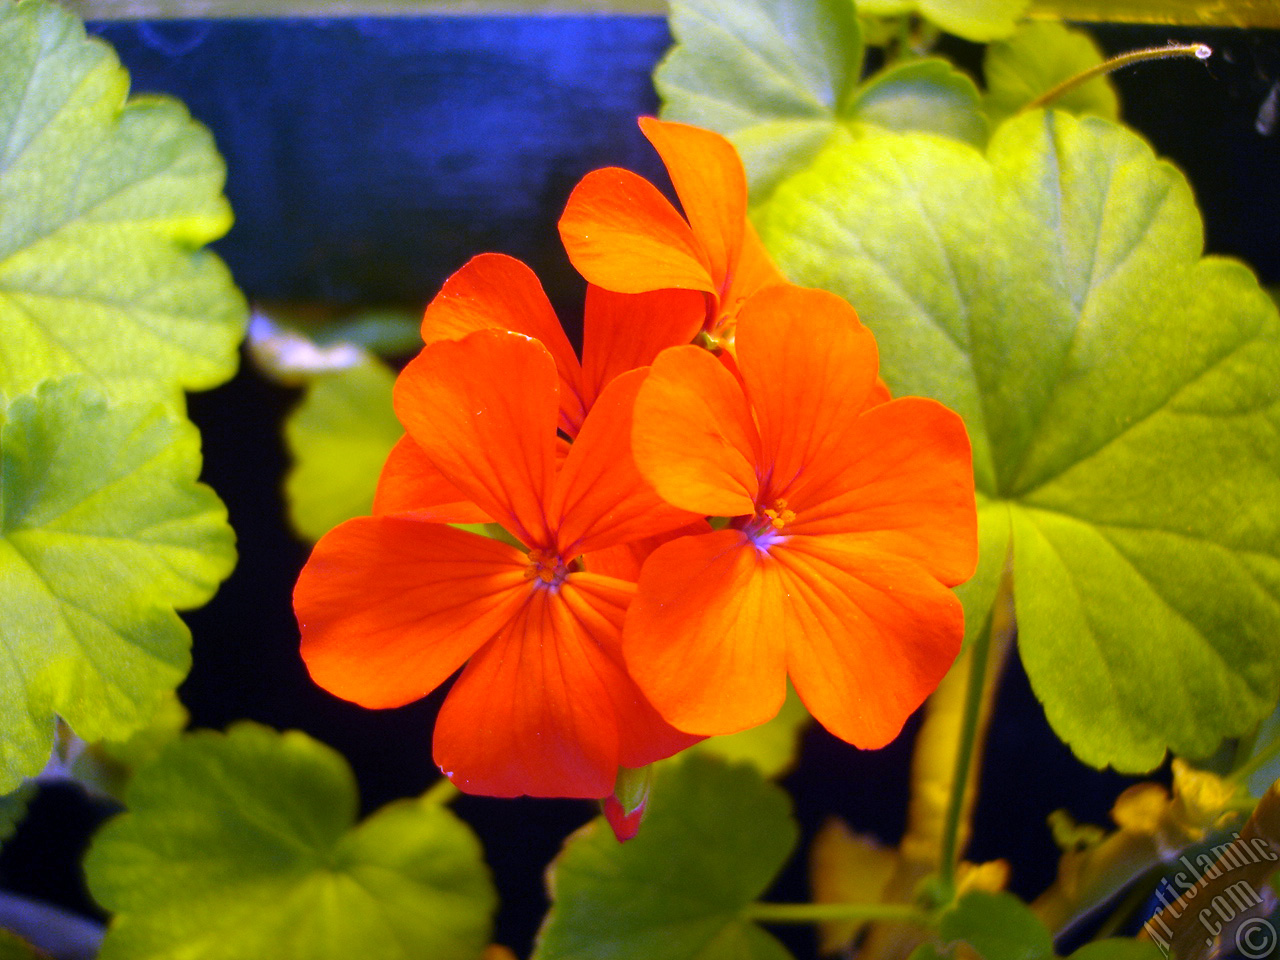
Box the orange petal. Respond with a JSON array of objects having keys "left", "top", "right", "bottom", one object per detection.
[
  {"left": 632, "top": 345, "right": 760, "bottom": 517},
  {"left": 433, "top": 576, "right": 691, "bottom": 799},
  {"left": 785, "top": 397, "right": 977, "bottom": 587},
  {"left": 561, "top": 574, "right": 703, "bottom": 766},
  {"left": 624, "top": 529, "right": 789, "bottom": 736},
  {"left": 728, "top": 217, "right": 786, "bottom": 305},
  {"left": 774, "top": 536, "right": 963, "bottom": 748},
  {"left": 394, "top": 330, "right": 557, "bottom": 548},
  {"left": 295, "top": 517, "right": 529, "bottom": 708},
  {"left": 551, "top": 368, "right": 704, "bottom": 558},
  {"left": 735, "top": 285, "right": 881, "bottom": 500},
  {"left": 584, "top": 518, "right": 711, "bottom": 582},
  {"left": 373, "top": 434, "right": 490, "bottom": 523},
  {"left": 868, "top": 375, "right": 893, "bottom": 407},
  {"left": 420, "top": 253, "right": 586, "bottom": 436},
  {"left": 639, "top": 117, "right": 747, "bottom": 296},
  {"left": 579, "top": 285, "right": 705, "bottom": 412},
  {"left": 559, "top": 167, "right": 716, "bottom": 296}
]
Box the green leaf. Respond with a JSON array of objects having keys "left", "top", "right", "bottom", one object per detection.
[
  {"left": 859, "top": 0, "right": 1030, "bottom": 40},
  {"left": 310, "top": 308, "right": 422, "bottom": 356},
  {"left": 0, "top": 929, "right": 49, "bottom": 960},
  {"left": 984, "top": 21, "right": 1119, "bottom": 126},
  {"left": 283, "top": 358, "right": 402, "bottom": 541},
  {"left": 756, "top": 112, "right": 1280, "bottom": 772},
  {"left": 937, "top": 892, "right": 1162, "bottom": 960},
  {"left": 940, "top": 892, "right": 1054, "bottom": 960},
  {"left": 0, "top": 0, "right": 246, "bottom": 405},
  {"left": 655, "top": 0, "right": 984, "bottom": 202},
  {"left": 1068, "top": 942, "right": 1165, "bottom": 960},
  {"left": 955, "top": 498, "right": 1011, "bottom": 649},
  {"left": 853, "top": 59, "right": 989, "bottom": 146},
  {"left": 534, "top": 754, "right": 798, "bottom": 960},
  {"left": 0, "top": 781, "right": 36, "bottom": 844},
  {"left": 84, "top": 722, "right": 496, "bottom": 960},
  {"left": 688, "top": 683, "right": 811, "bottom": 778},
  {"left": 68, "top": 690, "right": 188, "bottom": 801},
  {"left": 0, "top": 378, "right": 235, "bottom": 791}
]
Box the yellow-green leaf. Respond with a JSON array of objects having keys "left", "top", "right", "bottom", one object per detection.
[
  {"left": 0, "top": 0, "right": 246, "bottom": 405},
  {"left": 0, "top": 378, "right": 234, "bottom": 790}
]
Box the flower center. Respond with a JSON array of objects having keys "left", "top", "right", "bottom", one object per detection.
[
  {"left": 739, "top": 498, "right": 795, "bottom": 551},
  {"left": 523, "top": 548, "right": 569, "bottom": 590}
]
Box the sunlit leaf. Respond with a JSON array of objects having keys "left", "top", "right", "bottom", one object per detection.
[
  {"left": 688, "top": 684, "right": 811, "bottom": 778},
  {"left": 535, "top": 754, "right": 797, "bottom": 960},
  {"left": 656, "top": 0, "right": 984, "bottom": 202},
  {"left": 283, "top": 358, "right": 402, "bottom": 541},
  {"left": 84, "top": 722, "right": 496, "bottom": 960},
  {"left": 859, "top": 0, "right": 1029, "bottom": 40},
  {"left": 984, "top": 21, "right": 1119, "bottom": 126},
  {"left": 0, "top": 0, "right": 246, "bottom": 405},
  {"left": 0, "top": 378, "right": 235, "bottom": 791},
  {"left": 757, "top": 112, "right": 1280, "bottom": 772}
]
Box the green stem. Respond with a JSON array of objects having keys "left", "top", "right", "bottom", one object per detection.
[
  {"left": 424, "top": 776, "right": 460, "bottom": 806},
  {"left": 1230, "top": 735, "right": 1280, "bottom": 785},
  {"left": 936, "top": 566, "right": 1015, "bottom": 897},
  {"left": 1021, "top": 43, "right": 1211, "bottom": 113},
  {"left": 745, "top": 902, "right": 932, "bottom": 926}
]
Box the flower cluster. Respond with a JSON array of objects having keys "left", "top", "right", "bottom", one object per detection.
[{"left": 293, "top": 118, "right": 978, "bottom": 819}]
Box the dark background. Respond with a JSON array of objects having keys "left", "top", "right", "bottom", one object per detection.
[{"left": 3, "top": 15, "right": 1278, "bottom": 959}]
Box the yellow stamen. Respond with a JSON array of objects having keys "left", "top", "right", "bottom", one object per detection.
[
  {"left": 523, "top": 548, "right": 567, "bottom": 586},
  {"left": 762, "top": 499, "right": 796, "bottom": 531}
]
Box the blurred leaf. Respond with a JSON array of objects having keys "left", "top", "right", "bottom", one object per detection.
[
  {"left": 85, "top": 722, "right": 496, "bottom": 960},
  {"left": 311, "top": 308, "right": 422, "bottom": 356},
  {"left": 984, "top": 21, "right": 1119, "bottom": 126},
  {"left": 0, "top": 379, "right": 235, "bottom": 792},
  {"left": 246, "top": 306, "right": 421, "bottom": 385},
  {"left": 810, "top": 818, "right": 898, "bottom": 954},
  {"left": 940, "top": 892, "right": 1162, "bottom": 960},
  {"left": 0, "top": 929, "right": 48, "bottom": 960},
  {"left": 246, "top": 310, "right": 369, "bottom": 385},
  {"left": 1025, "top": 0, "right": 1280, "bottom": 27},
  {"left": 283, "top": 358, "right": 402, "bottom": 541},
  {"left": 656, "top": 0, "right": 984, "bottom": 202},
  {"left": 0, "top": 783, "right": 36, "bottom": 845},
  {"left": 757, "top": 112, "right": 1280, "bottom": 772},
  {"left": 535, "top": 754, "right": 798, "bottom": 960},
  {"left": 859, "top": 0, "right": 1030, "bottom": 40},
  {"left": 941, "top": 892, "right": 1054, "bottom": 960},
  {"left": 1245, "top": 702, "right": 1280, "bottom": 798},
  {"left": 688, "top": 683, "right": 810, "bottom": 778},
  {"left": 0, "top": 0, "right": 245, "bottom": 405},
  {"left": 68, "top": 691, "right": 188, "bottom": 801}
]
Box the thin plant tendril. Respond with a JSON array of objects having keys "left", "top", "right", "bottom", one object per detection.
[{"left": 1021, "top": 42, "right": 1212, "bottom": 113}]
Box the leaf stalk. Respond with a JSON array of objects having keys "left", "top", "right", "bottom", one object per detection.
[{"left": 1021, "top": 43, "right": 1211, "bottom": 113}]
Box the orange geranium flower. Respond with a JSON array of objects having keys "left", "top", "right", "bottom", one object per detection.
[
  {"left": 295, "top": 329, "right": 701, "bottom": 798},
  {"left": 625, "top": 284, "right": 978, "bottom": 748},
  {"left": 559, "top": 117, "right": 785, "bottom": 345},
  {"left": 373, "top": 252, "right": 704, "bottom": 519}
]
